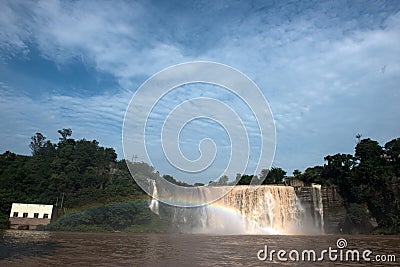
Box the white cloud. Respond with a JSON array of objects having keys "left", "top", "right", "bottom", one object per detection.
[
  {"left": 0, "top": 84, "right": 131, "bottom": 156},
  {"left": 0, "top": 0, "right": 399, "bottom": 177}
]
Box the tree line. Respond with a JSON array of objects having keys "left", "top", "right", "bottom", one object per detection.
[
  {"left": 0, "top": 129, "right": 399, "bottom": 233},
  {"left": 296, "top": 136, "right": 400, "bottom": 233},
  {"left": 0, "top": 129, "right": 151, "bottom": 228}
]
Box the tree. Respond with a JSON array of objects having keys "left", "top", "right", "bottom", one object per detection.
[
  {"left": 355, "top": 138, "right": 383, "bottom": 166},
  {"left": 163, "top": 174, "right": 176, "bottom": 184},
  {"left": 236, "top": 174, "right": 254, "bottom": 185},
  {"left": 298, "top": 166, "right": 324, "bottom": 185},
  {"left": 262, "top": 167, "right": 286, "bottom": 184},
  {"left": 29, "top": 132, "right": 46, "bottom": 156},
  {"left": 323, "top": 153, "right": 356, "bottom": 180},
  {"left": 58, "top": 128, "right": 73, "bottom": 142},
  {"left": 355, "top": 133, "right": 362, "bottom": 144},
  {"left": 162, "top": 174, "right": 191, "bottom": 187},
  {"left": 385, "top": 138, "right": 400, "bottom": 159},
  {"left": 322, "top": 153, "right": 359, "bottom": 201},
  {"left": 293, "top": 169, "right": 301, "bottom": 177},
  {"left": 0, "top": 129, "right": 155, "bottom": 228},
  {"left": 353, "top": 138, "right": 387, "bottom": 189},
  {"left": 384, "top": 138, "right": 400, "bottom": 176}
]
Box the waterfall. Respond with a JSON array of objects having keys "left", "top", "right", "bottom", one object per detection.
[
  {"left": 164, "top": 185, "right": 305, "bottom": 234},
  {"left": 147, "top": 181, "right": 325, "bottom": 235},
  {"left": 209, "top": 185, "right": 304, "bottom": 234},
  {"left": 148, "top": 179, "right": 159, "bottom": 215},
  {"left": 311, "top": 183, "right": 324, "bottom": 233}
]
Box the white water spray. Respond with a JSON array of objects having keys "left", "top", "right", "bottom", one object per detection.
[
  {"left": 312, "top": 183, "right": 324, "bottom": 233},
  {"left": 148, "top": 179, "right": 159, "bottom": 215},
  {"left": 147, "top": 180, "right": 325, "bottom": 235}
]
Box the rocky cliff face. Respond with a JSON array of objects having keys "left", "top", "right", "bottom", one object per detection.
[
  {"left": 295, "top": 185, "right": 347, "bottom": 234},
  {"left": 320, "top": 185, "right": 347, "bottom": 233}
]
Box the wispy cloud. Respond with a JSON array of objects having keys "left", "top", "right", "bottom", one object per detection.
[
  {"left": 0, "top": 83, "right": 131, "bottom": 156},
  {"left": 0, "top": 0, "right": 399, "bottom": 180}
]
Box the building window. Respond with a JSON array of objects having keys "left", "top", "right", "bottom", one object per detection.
[
  {"left": 13, "top": 212, "right": 18, "bottom": 217},
  {"left": 43, "top": 214, "right": 49, "bottom": 219},
  {"left": 34, "top": 213, "right": 39, "bottom": 218},
  {"left": 23, "top": 213, "right": 28, "bottom": 218}
]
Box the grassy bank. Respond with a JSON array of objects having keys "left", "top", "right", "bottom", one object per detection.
[{"left": 46, "top": 201, "right": 174, "bottom": 233}]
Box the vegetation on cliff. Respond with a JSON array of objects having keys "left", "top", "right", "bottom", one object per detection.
[{"left": 296, "top": 136, "right": 400, "bottom": 234}]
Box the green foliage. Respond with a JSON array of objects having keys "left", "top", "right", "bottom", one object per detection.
[
  {"left": 29, "top": 133, "right": 46, "bottom": 156},
  {"left": 231, "top": 168, "right": 287, "bottom": 186},
  {"left": 57, "top": 128, "right": 73, "bottom": 142},
  {"left": 297, "top": 137, "right": 400, "bottom": 233},
  {"left": 262, "top": 167, "right": 286, "bottom": 184},
  {"left": 293, "top": 169, "right": 301, "bottom": 177},
  {"left": 1, "top": 129, "right": 399, "bottom": 233},
  {"left": 355, "top": 138, "right": 383, "bottom": 166},
  {"left": 162, "top": 174, "right": 192, "bottom": 187},
  {"left": 384, "top": 138, "right": 400, "bottom": 176},
  {"left": 49, "top": 201, "right": 172, "bottom": 232},
  {"left": 236, "top": 174, "right": 255, "bottom": 185},
  {"left": 347, "top": 203, "right": 369, "bottom": 225},
  {"left": 0, "top": 129, "right": 151, "bottom": 229}
]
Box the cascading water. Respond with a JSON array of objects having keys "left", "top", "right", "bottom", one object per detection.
[
  {"left": 200, "top": 185, "right": 305, "bottom": 234},
  {"left": 148, "top": 179, "right": 159, "bottom": 215},
  {"left": 311, "top": 183, "right": 324, "bottom": 233},
  {"left": 146, "top": 179, "right": 325, "bottom": 234}
]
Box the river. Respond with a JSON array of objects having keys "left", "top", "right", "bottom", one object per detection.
[{"left": 1, "top": 230, "right": 399, "bottom": 266}]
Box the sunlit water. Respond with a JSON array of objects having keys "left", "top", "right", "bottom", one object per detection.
[
  {"left": 1, "top": 230, "right": 399, "bottom": 266},
  {"left": 150, "top": 184, "right": 320, "bottom": 235}
]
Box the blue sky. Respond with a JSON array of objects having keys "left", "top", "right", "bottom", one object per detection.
[{"left": 1, "top": 0, "right": 399, "bottom": 183}]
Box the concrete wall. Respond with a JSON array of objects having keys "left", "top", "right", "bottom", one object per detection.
[{"left": 9, "top": 217, "right": 52, "bottom": 230}]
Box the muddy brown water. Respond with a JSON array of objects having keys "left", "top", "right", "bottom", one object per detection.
[{"left": 1, "top": 230, "right": 399, "bottom": 266}]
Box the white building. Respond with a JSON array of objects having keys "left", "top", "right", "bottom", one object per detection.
[{"left": 9, "top": 203, "right": 54, "bottom": 230}]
